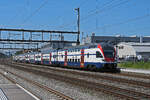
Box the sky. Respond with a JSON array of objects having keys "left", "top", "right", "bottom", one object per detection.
[
  {"left": 0, "top": 0, "right": 150, "bottom": 37},
  {"left": 0, "top": 0, "right": 150, "bottom": 54}
]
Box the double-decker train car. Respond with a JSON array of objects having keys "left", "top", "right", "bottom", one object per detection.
[{"left": 13, "top": 43, "right": 119, "bottom": 72}]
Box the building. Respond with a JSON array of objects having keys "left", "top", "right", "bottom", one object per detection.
[
  {"left": 82, "top": 34, "right": 150, "bottom": 45},
  {"left": 117, "top": 42, "right": 150, "bottom": 60}
]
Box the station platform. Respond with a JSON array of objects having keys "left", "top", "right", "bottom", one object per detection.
[
  {"left": 0, "top": 84, "right": 39, "bottom": 100},
  {"left": 121, "top": 68, "right": 150, "bottom": 74}
]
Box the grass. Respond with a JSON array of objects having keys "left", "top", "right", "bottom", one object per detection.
[{"left": 118, "top": 61, "right": 150, "bottom": 70}]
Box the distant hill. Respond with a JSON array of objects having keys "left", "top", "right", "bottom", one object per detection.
[{"left": 0, "top": 53, "right": 8, "bottom": 58}]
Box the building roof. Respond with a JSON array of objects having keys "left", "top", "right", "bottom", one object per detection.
[
  {"left": 119, "top": 42, "right": 150, "bottom": 46},
  {"left": 119, "top": 42, "right": 150, "bottom": 52},
  {"left": 82, "top": 35, "right": 150, "bottom": 45}
]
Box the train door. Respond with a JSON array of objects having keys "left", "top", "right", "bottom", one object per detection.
[
  {"left": 41, "top": 53, "right": 43, "bottom": 64},
  {"left": 49, "top": 53, "right": 52, "bottom": 64},
  {"left": 64, "top": 51, "right": 67, "bottom": 66},
  {"left": 29, "top": 55, "right": 31, "bottom": 63},
  {"left": 80, "top": 49, "right": 84, "bottom": 68},
  {"left": 34, "top": 54, "right": 35, "bottom": 63},
  {"left": 56, "top": 51, "right": 59, "bottom": 64}
]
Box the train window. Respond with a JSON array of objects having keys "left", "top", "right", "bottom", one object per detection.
[
  {"left": 53, "top": 55, "right": 57, "bottom": 58},
  {"left": 87, "top": 53, "right": 89, "bottom": 58},
  {"left": 78, "top": 59, "right": 80, "bottom": 62},
  {"left": 104, "top": 51, "right": 114, "bottom": 58},
  {"left": 119, "top": 46, "right": 124, "bottom": 49},
  {"left": 75, "top": 59, "right": 77, "bottom": 62},
  {"left": 96, "top": 51, "right": 103, "bottom": 58}
]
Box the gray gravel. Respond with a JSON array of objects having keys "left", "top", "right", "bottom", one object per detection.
[
  {"left": 20, "top": 64, "right": 150, "bottom": 95},
  {"left": 0, "top": 72, "right": 12, "bottom": 84},
  {"left": 0, "top": 64, "right": 117, "bottom": 100}
]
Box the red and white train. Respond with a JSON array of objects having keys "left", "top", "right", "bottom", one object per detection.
[{"left": 13, "top": 43, "right": 119, "bottom": 72}]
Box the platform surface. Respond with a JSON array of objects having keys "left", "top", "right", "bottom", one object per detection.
[
  {"left": 121, "top": 68, "right": 150, "bottom": 74},
  {"left": 0, "top": 84, "right": 38, "bottom": 100}
]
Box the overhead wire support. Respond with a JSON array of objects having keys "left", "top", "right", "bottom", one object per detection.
[
  {"left": 75, "top": 8, "right": 80, "bottom": 45},
  {"left": 0, "top": 28, "right": 79, "bottom": 45},
  {"left": 0, "top": 28, "right": 78, "bottom": 34},
  {"left": 0, "top": 31, "right": 1, "bottom": 39},
  {"left": 0, "top": 42, "right": 37, "bottom": 44}
]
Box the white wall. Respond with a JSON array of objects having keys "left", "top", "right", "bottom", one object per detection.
[{"left": 117, "top": 43, "right": 136, "bottom": 58}]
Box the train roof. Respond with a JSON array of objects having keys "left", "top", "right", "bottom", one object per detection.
[
  {"left": 16, "top": 43, "right": 114, "bottom": 55},
  {"left": 64, "top": 43, "right": 113, "bottom": 50},
  {"left": 41, "top": 43, "right": 114, "bottom": 53}
]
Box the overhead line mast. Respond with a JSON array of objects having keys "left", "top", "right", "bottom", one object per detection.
[{"left": 75, "top": 8, "right": 80, "bottom": 45}]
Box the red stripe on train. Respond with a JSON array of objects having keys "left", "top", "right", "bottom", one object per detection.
[
  {"left": 34, "top": 54, "right": 35, "bottom": 63},
  {"left": 64, "top": 51, "right": 67, "bottom": 66},
  {"left": 49, "top": 53, "right": 52, "bottom": 64},
  {"left": 41, "top": 54, "right": 43, "bottom": 64},
  {"left": 80, "top": 49, "right": 84, "bottom": 68}
]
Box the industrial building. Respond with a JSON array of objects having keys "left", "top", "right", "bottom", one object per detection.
[
  {"left": 82, "top": 34, "right": 150, "bottom": 45},
  {"left": 117, "top": 42, "right": 150, "bottom": 60}
]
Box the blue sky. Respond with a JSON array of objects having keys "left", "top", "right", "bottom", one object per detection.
[{"left": 0, "top": 0, "right": 150, "bottom": 37}]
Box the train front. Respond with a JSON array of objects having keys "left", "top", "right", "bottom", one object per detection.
[{"left": 98, "top": 44, "right": 118, "bottom": 72}]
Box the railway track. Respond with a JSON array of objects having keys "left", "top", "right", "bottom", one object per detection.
[
  {"left": 2, "top": 62, "right": 150, "bottom": 100},
  {"left": 13, "top": 62, "right": 150, "bottom": 79},
  {"left": 115, "top": 72, "right": 150, "bottom": 80},
  {"left": 0, "top": 67, "right": 73, "bottom": 100},
  {"left": 13, "top": 62, "right": 150, "bottom": 88}
]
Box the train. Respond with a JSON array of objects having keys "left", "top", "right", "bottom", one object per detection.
[{"left": 13, "top": 43, "right": 120, "bottom": 72}]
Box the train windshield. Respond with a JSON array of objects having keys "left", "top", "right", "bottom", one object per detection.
[
  {"left": 96, "top": 51, "right": 103, "bottom": 58},
  {"left": 102, "top": 45, "right": 115, "bottom": 58},
  {"left": 104, "top": 50, "right": 114, "bottom": 58}
]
